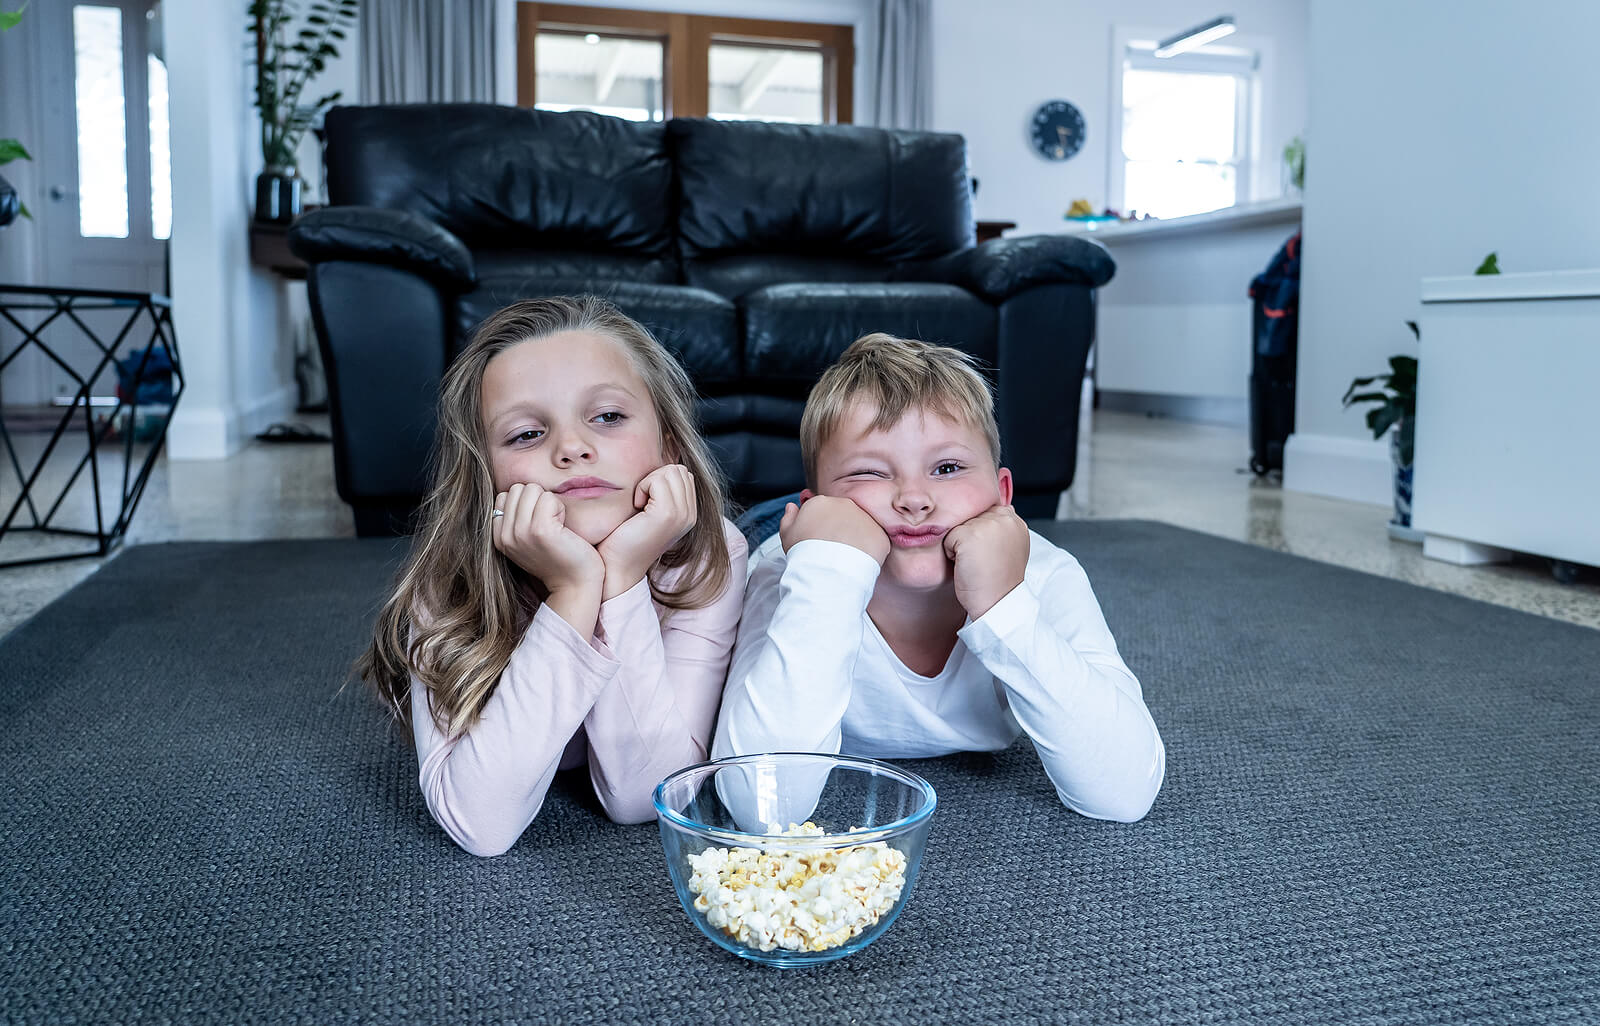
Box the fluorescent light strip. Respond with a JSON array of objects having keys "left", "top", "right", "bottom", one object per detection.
[{"left": 1153, "top": 15, "right": 1236, "bottom": 59}]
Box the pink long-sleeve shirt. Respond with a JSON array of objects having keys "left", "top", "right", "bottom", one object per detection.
[{"left": 409, "top": 518, "right": 747, "bottom": 856}]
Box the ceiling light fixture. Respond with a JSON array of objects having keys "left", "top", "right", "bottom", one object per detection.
[
  {"left": 1153, "top": 15, "right": 1236, "bottom": 58},
  {"left": 584, "top": 33, "right": 600, "bottom": 44}
]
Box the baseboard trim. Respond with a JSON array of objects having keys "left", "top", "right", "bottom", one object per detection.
[
  {"left": 1283, "top": 432, "right": 1391, "bottom": 507},
  {"left": 1096, "top": 390, "right": 1248, "bottom": 427},
  {"left": 166, "top": 386, "right": 297, "bottom": 461}
]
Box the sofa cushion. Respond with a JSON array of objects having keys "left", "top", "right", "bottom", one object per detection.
[
  {"left": 669, "top": 119, "right": 974, "bottom": 263},
  {"left": 475, "top": 250, "right": 678, "bottom": 287},
  {"left": 684, "top": 253, "right": 893, "bottom": 301},
  {"left": 740, "top": 283, "right": 997, "bottom": 395},
  {"left": 697, "top": 395, "right": 806, "bottom": 434},
  {"left": 325, "top": 104, "right": 674, "bottom": 256},
  {"left": 453, "top": 279, "right": 740, "bottom": 389}
]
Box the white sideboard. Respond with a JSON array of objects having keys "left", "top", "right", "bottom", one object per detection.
[{"left": 1413, "top": 269, "right": 1600, "bottom": 568}]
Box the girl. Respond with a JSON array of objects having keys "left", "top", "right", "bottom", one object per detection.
[{"left": 360, "top": 296, "right": 746, "bottom": 857}]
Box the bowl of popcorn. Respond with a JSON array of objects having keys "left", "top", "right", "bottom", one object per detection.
[{"left": 653, "top": 752, "right": 937, "bottom": 968}]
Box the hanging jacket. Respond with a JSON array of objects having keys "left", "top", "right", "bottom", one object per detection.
[{"left": 1249, "top": 231, "right": 1301, "bottom": 357}]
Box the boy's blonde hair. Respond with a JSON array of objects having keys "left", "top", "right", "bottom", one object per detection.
[
  {"left": 800, "top": 333, "right": 1001, "bottom": 489},
  {"left": 358, "top": 295, "right": 732, "bottom": 737}
]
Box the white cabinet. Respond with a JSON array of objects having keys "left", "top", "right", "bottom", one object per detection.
[{"left": 1414, "top": 270, "right": 1600, "bottom": 568}]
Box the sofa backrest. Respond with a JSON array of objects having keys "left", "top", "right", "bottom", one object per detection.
[
  {"left": 668, "top": 119, "right": 974, "bottom": 298},
  {"left": 323, "top": 104, "right": 679, "bottom": 283}
]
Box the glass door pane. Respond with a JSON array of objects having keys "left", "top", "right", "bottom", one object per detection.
[
  {"left": 72, "top": 4, "right": 129, "bottom": 238},
  {"left": 148, "top": 51, "right": 170, "bottom": 240},
  {"left": 534, "top": 32, "right": 664, "bottom": 121},
  {"left": 707, "top": 44, "right": 822, "bottom": 124}
]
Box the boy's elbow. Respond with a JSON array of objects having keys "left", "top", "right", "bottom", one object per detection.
[{"left": 1076, "top": 788, "right": 1158, "bottom": 823}]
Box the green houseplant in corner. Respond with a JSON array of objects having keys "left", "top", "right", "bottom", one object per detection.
[
  {"left": 0, "top": 1, "right": 30, "bottom": 227},
  {"left": 248, "top": 0, "right": 358, "bottom": 223},
  {"left": 1343, "top": 253, "right": 1501, "bottom": 542},
  {"left": 1343, "top": 321, "right": 1419, "bottom": 539}
]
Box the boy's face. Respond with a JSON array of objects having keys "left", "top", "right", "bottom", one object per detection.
[{"left": 809, "top": 401, "right": 1013, "bottom": 593}]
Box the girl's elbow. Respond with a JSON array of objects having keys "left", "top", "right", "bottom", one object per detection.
[
  {"left": 453, "top": 831, "right": 517, "bottom": 858},
  {"left": 595, "top": 786, "right": 659, "bottom": 825}
]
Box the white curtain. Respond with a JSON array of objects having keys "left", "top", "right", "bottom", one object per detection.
[
  {"left": 871, "top": 0, "right": 931, "bottom": 130},
  {"left": 361, "top": 0, "right": 498, "bottom": 104}
]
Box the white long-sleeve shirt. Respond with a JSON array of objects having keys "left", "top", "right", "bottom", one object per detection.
[
  {"left": 411, "top": 518, "right": 747, "bottom": 856},
  {"left": 712, "top": 530, "right": 1165, "bottom": 822}
]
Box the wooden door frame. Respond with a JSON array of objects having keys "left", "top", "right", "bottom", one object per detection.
[{"left": 516, "top": 2, "right": 852, "bottom": 123}]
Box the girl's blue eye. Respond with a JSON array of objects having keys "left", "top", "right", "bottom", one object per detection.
[
  {"left": 513, "top": 429, "right": 543, "bottom": 443},
  {"left": 594, "top": 411, "right": 625, "bottom": 425}
]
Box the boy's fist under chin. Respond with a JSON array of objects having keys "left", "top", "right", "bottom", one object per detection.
[
  {"left": 779, "top": 494, "right": 891, "bottom": 566},
  {"left": 943, "top": 504, "right": 1029, "bottom": 618}
]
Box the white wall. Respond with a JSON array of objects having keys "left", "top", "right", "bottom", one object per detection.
[
  {"left": 1287, "top": 0, "right": 1600, "bottom": 505},
  {"left": 931, "top": 0, "right": 1308, "bottom": 236},
  {"left": 165, "top": 0, "right": 294, "bottom": 459}
]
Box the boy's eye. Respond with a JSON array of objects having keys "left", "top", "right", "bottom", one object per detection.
[
  {"left": 849, "top": 469, "right": 888, "bottom": 479},
  {"left": 933, "top": 462, "right": 964, "bottom": 476},
  {"left": 593, "top": 411, "right": 625, "bottom": 425}
]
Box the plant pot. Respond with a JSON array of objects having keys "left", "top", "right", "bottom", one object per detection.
[
  {"left": 254, "top": 167, "right": 302, "bottom": 224},
  {"left": 1390, "top": 416, "right": 1414, "bottom": 530}
]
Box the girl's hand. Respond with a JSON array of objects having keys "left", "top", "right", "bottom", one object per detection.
[
  {"left": 493, "top": 483, "right": 605, "bottom": 599},
  {"left": 597, "top": 464, "right": 698, "bottom": 600}
]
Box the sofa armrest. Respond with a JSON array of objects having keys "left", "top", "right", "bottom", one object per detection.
[
  {"left": 902, "top": 234, "right": 1116, "bottom": 302},
  {"left": 289, "top": 206, "right": 476, "bottom": 291}
]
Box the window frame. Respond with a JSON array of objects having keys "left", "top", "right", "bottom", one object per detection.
[
  {"left": 516, "top": 2, "right": 854, "bottom": 124},
  {"left": 1107, "top": 25, "right": 1268, "bottom": 218}
]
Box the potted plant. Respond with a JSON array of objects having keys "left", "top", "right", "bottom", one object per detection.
[
  {"left": 1, "top": 1, "right": 30, "bottom": 227},
  {"left": 248, "top": 0, "right": 357, "bottom": 223},
  {"left": 1343, "top": 254, "right": 1499, "bottom": 541},
  {"left": 1343, "top": 322, "right": 1418, "bottom": 540}
]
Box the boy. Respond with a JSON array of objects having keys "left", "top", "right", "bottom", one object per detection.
[{"left": 712, "top": 334, "right": 1165, "bottom": 822}]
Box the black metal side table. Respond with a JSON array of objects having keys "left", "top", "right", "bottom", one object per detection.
[{"left": 0, "top": 285, "right": 183, "bottom": 568}]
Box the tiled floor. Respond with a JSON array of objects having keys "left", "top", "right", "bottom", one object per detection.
[{"left": 3, "top": 410, "right": 1597, "bottom": 639}]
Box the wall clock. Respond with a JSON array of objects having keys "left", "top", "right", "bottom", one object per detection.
[{"left": 1030, "top": 100, "right": 1086, "bottom": 161}]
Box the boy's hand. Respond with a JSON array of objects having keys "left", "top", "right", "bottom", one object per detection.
[
  {"left": 493, "top": 483, "right": 604, "bottom": 598},
  {"left": 943, "top": 504, "right": 1029, "bottom": 618},
  {"left": 779, "top": 495, "right": 890, "bottom": 565},
  {"left": 597, "top": 464, "right": 698, "bottom": 599}
]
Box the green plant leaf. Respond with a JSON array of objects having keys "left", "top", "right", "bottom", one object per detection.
[
  {"left": 0, "top": 2, "right": 26, "bottom": 31},
  {"left": 18, "top": 201, "right": 30, "bottom": 219},
  {"left": 1367, "top": 404, "right": 1402, "bottom": 440},
  {"left": 1405, "top": 319, "right": 1419, "bottom": 340},
  {"left": 0, "top": 138, "right": 31, "bottom": 165},
  {"left": 1343, "top": 375, "right": 1386, "bottom": 403},
  {"left": 1474, "top": 251, "right": 1500, "bottom": 275},
  {"left": 1343, "top": 391, "right": 1390, "bottom": 406}
]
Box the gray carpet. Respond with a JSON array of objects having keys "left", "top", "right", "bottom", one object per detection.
[{"left": 2, "top": 521, "right": 1596, "bottom": 1025}]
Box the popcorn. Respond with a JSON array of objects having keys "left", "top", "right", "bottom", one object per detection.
[{"left": 685, "top": 822, "right": 908, "bottom": 953}]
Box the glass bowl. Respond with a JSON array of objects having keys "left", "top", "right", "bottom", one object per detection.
[{"left": 654, "top": 752, "right": 937, "bottom": 968}]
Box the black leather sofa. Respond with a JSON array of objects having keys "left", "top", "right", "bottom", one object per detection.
[{"left": 290, "top": 104, "right": 1114, "bottom": 536}]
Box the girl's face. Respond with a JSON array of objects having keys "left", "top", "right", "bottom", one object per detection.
[{"left": 479, "top": 330, "right": 668, "bottom": 546}]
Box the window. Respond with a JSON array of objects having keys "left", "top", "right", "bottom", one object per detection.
[
  {"left": 517, "top": 3, "right": 853, "bottom": 123},
  {"left": 1116, "top": 42, "right": 1256, "bottom": 219},
  {"left": 73, "top": 4, "right": 130, "bottom": 238}
]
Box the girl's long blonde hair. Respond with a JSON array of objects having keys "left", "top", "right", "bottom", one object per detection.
[{"left": 358, "top": 296, "right": 733, "bottom": 737}]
